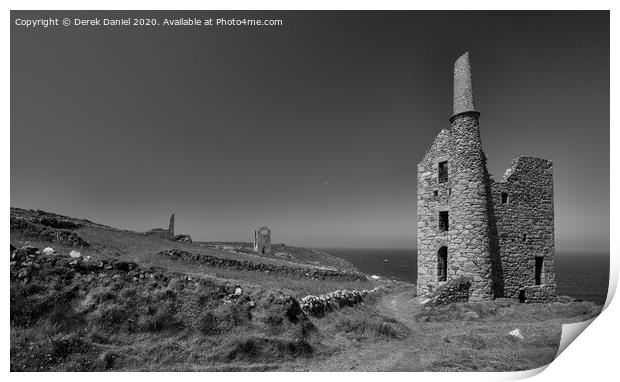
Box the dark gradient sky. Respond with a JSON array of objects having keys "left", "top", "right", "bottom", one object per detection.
[{"left": 11, "top": 11, "right": 609, "bottom": 252}]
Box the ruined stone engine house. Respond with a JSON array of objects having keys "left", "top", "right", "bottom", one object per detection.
[
  {"left": 253, "top": 226, "right": 271, "bottom": 254},
  {"left": 417, "top": 52, "right": 556, "bottom": 302},
  {"left": 145, "top": 213, "right": 175, "bottom": 239}
]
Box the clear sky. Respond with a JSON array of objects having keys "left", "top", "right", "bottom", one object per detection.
[{"left": 11, "top": 11, "right": 609, "bottom": 253}]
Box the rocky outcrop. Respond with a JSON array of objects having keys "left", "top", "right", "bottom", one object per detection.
[
  {"left": 10, "top": 216, "right": 43, "bottom": 235},
  {"left": 11, "top": 207, "right": 122, "bottom": 233},
  {"left": 39, "top": 216, "right": 82, "bottom": 230},
  {"left": 10, "top": 213, "right": 81, "bottom": 231},
  {"left": 11, "top": 245, "right": 209, "bottom": 288},
  {"left": 159, "top": 249, "right": 367, "bottom": 281},
  {"left": 10, "top": 216, "right": 89, "bottom": 247},
  {"left": 12, "top": 246, "right": 38, "bottom": 259},
  {"left": 40, "top": 228, "right": 90, "bottom": 247}
]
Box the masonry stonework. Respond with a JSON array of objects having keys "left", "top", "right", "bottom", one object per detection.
[
  {"left": 253, "top": 226, "right": 271, "bottom": 254},
  {"left": 145, "top": 213, "right": 176, "bottom": 240},
  {"left": 169, "top": 213, "right": 175, "bottom": 236},
  {"left": 492, "top": 157, "right": 555, "bottom": 300},
  {"left": 417, "top": 52, "right": 556, "bottom": 303}
]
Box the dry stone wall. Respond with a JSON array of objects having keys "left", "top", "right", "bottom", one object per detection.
[
  {"left": 159, "top": 249, "right": 367, "bottom": 281},
  {"left": 300, "top": 287, "right": 385, "bottom": 317}
]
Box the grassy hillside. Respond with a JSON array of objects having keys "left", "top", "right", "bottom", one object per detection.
[
  {"left": 10, "top": 207, "right": 602, "bottom": 372},
  {"left": 10, "top": 249, "right": 358, "bottom": 371},
  {"left": 10, "top": 207, "right": 399, "bottom": 371},
  {"left": 10, "top": 208, "right": 373, "bottom": 297}
]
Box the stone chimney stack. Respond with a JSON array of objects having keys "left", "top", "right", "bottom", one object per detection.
[
  {"left": 447, "top": 52, "right": 494, "bottom": 300},
  {"left": 452, "top": 51, "right": 477, "bottom": 117},
  {"left": 169, "top": 214, "right": 175, "bottom": 236}
]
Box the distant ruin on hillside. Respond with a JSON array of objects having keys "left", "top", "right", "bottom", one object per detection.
[
  {"left": 253, "top": 226, "right": 271, "bottom": 254},
  {"left": 145, "top": 213, "right": 191, "bottom": 243}
]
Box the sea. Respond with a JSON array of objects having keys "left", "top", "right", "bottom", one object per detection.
[{"left": 319, "top": 248, "right": 610, "bottom": 305}]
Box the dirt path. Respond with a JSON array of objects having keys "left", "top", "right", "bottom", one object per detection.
[
  {"left": 287, "top": 290, "right": 426, "bottom": 371},
  {"left": 373, "top": 290, "right": 427, "bottom": 371},
  {"left": 377, "top": 290, "right": 425, "bottom": 323}
]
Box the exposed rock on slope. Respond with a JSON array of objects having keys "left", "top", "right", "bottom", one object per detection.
[{"left": 11, "top": 215, "right": 89, "bottom": 248}]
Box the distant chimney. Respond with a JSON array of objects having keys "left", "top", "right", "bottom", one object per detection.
[{"left": 169, "top": 214, "right": 175, "bottom": 235}]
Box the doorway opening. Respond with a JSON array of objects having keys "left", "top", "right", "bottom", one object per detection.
[{"left": 437, "top": 246, "right": 448, "bottom": 282}]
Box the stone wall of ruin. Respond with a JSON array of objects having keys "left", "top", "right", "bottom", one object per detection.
[
  {"left": 417, "top": 131, "right": 555, "bottom": 302},
  {"left": 417, "top": 129, "right": 452, "bottom": 296},
  {"left": 417, "top": 117, "right": 497, "bottom": 301},
  {"left": 492, "top": 157, "right": 556, "bottom": 300},
  {"left": 254, "top": 227, "right": 271, "bottom": 254},
  {"left": 447, "top": 113, "right": 494, "bottom": 300}
]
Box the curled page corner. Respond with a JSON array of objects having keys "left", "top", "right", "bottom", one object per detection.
[
  {"left": 553, "top": 277, "right": 612, "bottom": 360},
  {"left": 546, "top": 266, "right": 616, "bottom": 371},
  {"left": 502, "top": 364, "right": 549, "bottom": 380},
  {"left": 507, "top": 317, "right": 599, "bottom": 381},
  {"left": 554, "top": 317, "right": 596, "bottom": 359}
]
